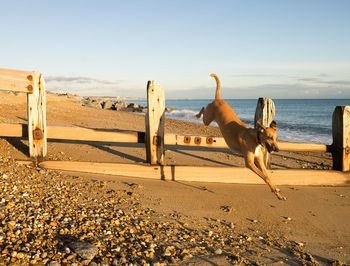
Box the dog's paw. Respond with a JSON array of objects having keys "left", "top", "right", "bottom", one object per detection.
[
  {"left": 275, "top": 192, "right": 287, "bottom": 201},
  {"left": 273, "top": 188, "right": 286, "bottom": 200}
]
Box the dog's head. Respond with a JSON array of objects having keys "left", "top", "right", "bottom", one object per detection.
[{"left": 257, "top": 120, "right": 279, "bottom": 153}]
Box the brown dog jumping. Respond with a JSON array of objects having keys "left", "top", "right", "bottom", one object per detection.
[{"left": 196, "top": 73, "right": 286, "bottom": 200}]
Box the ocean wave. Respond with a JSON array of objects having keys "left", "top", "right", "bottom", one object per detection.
[
  {"left": 166, "top": 109, "right": 203, "bottom": 124},
  {"left": 165, "top": 109, "right": 331, "bottom": 144}
]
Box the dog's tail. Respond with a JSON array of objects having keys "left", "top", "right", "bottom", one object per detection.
[{"left": 210, "top": 73, "right": 221, "bottom": 99}]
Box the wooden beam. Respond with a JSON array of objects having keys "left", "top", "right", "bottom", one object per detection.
[
  {"left": 0, "top": 123, "right": 140, "bottom": 143},
  {"left": 164, "top": 134, "right": 329, "bottom": 152},
  {"left": 0, "top": 124, "right": 330, "bottom": 153},
  {"left": 0, "top": 123, "right": 27, "bottom": 137},
  {"left": 0, "top": 74, "right": 33, "bottom": 93},
  {"left": 145, "top": 81, "right": 165, "bottom": 165},
  {"left": 165, "top": 134, "right": 228, "bottom": 148},
  {"left": 17, "top": 160, "right": 350, "bottom": 186},
  {"left": 47, "top": 126, "right": 140, "bottom": 143},
  {"left": 332, "top": 106, "right": 350, "bottom": 171},
  {"left": 0, "top": 67, "right": 36, "bottom": 93},
  {"left": 27, "top": 73, "right": 47, "bottom": 159},
  {"left": 277, "top": 141, "right": 329, "bottom": 152},
  {"left": 0, "top": 67, "right": 35, "bottom": 77}
]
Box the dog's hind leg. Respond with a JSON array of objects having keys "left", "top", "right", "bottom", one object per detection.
[{"left": 245, "top": 152, "right": 286, "bottom": 200}]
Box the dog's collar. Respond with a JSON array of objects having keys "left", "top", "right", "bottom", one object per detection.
[{"left": 257, "top": 130, "right": 264, "bottom": 145}]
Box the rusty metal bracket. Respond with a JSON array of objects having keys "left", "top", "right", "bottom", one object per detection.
[
  {"left": 33, "top": 128, "right": 43, "bottom": 140},
  {"left": 194, "top": 137, "right": 201, "bottom": 145},
  {"left": 27, "top": 85, "right": 33, "bottom": 93},
  {"left": 206, "top": 137, "right": 213, "bottom": 144},
  {"left": 184, "top": 136, "right": 191, "bottom": 144},
  {"left": 345, "top": 146, "right": 350, "bottom": 154}
]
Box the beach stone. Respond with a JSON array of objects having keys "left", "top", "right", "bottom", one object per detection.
[
  {"left": 229, "top": 222, "right": 235, "bottom": 229},
  {"left": 8, "top": 220, "right": 16, "bottom": 230},
  {"left": 215, "top": 248, "right": 223, "bottom": 255},
  {"left": 101, "top": 100, "right": 114, "bottom": 109},
  {"left": 48, "top": 261, "right": 61, "bottom": 266},
  {"left": 163, "top": 246, "right": 176, "bottom": 256},
  {"left": 114, "top": 102, "right": 128, "bottom": 110},
  {"left": 69, "top": 241, "right": 98, "bottom": 260},
  {"left": 127, "top": 103, "right": 140, "bottom": 109}
]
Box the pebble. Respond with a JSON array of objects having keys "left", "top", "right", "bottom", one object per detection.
[
  {"left": 48, "top": 261, "right": 61, "bottom": 266},
  {"left": 214, "top": 248, "right": 222, "bottom": 255},
  {"left": 69, "top": 241, "right": 98, "bottom": 260}
]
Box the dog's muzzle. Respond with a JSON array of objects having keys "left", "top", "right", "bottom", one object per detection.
[{"left": 266, "top": 142, "right": 279, "bottom": 153}]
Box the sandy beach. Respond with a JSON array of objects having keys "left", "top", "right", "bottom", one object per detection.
[{"left": 0, "top": 91, "right": 349, "bottom": 265}]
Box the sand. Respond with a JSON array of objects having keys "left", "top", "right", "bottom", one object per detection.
[{"left": 0, "top": 91, "right": 349, "bottom": 265}]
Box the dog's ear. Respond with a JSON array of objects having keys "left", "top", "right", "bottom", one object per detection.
[
  {"left": 256, "top": 121, "right": 266, "bottom": 132},
  {"left": 269, "top": 120, "right": 277, "bottom": 129}
]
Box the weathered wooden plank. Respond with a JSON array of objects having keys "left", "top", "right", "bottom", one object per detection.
[
  {"left": 47, "top": 126, "right": 139, "bottom": 143},
  {"left": 0, "top": 67, "right": 35, "bottom": 77},
  {"left": 0, "top": 75, "right": 33, "bottom": 93},
  {"left": 164, "top": 134, "right": 328, "bottom": 152},
  {"left": 278, "top": 142, "right": 329, "bottom": 152},
  {"left": 165, "top": 134, "right": 228, "bottom": 147},
  {"left": 145, "top": 81, "right": 165, "bottom": 165},
  {"left": 17, "top": 160, "right": 350, "bottom": 186},
  {"left": 0, "top": 68, "right": 36, "bottom": 93},
  {"left": 332, "top": 106, "right": 350, "bottom": 171},
  {"left": 0, "top": 123, "right": 140, "bottom": 143},
  {"left": 27, "top": 73, "right": 47, "bottom": 159},
  {"left": 0, "top": 124, "right": 329, "bottom": 152},
  {"left": 254, "top": 97, "right": 276, "bottom": 128},
  {"left": 0, "top": 123, "right": 28, "bottom": 137}
]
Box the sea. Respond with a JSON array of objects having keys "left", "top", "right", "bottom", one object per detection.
[{"left": 126, "top": 99, "right": 350, "bottom": 145}]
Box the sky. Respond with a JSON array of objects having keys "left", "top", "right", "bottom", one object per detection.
[{"left": 1, "top": 0, "right": 349, "bottom": 99}]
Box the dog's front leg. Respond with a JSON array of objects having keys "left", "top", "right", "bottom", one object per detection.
[
  {"left": 255, "top": 154, "right": 286, "bottom": 200},
  {"left": 245, "top": 152, "right": 286, "bottom": 200}
]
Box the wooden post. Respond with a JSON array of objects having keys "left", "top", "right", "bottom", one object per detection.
[
  {"left": 254, "top": 97, "right": 276, "bottom": 168},
  {"left": 332, "top": 106, "right": 350, "bottom": 171},
  {"left": 27, "top": 73, "right": 47, "bottom": 159},
  {"left": 145, "top": 81, "right": 165, "bottom": 165}
]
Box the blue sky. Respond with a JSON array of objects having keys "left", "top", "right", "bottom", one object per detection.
[{"left": 1, "top": 0, "right": 349, "bottom": 98}]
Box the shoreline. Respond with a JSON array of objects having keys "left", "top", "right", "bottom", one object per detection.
[
  {"left": 0, "top": 90, "right": 349, "bottom": 264},
  {"left": 53, "top": 92, "right": 335, "bottom": 144}
]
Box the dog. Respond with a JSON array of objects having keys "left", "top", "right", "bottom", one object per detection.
[{"left": 196, "top": 73, "right": 286, "bottom": 200}]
